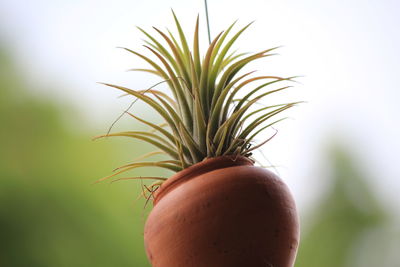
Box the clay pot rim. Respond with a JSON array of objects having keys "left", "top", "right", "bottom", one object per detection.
[{"left": 153, "top": 155, "right": 254, "bottom": 205}]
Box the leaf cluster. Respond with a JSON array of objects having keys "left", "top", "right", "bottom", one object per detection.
[{"left": 95, "top": 11, "right": 300, "bottom": 183}]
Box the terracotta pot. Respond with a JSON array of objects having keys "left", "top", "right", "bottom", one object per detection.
[{"left": 144, "top": 156, "right": 299, "bottom": 267}]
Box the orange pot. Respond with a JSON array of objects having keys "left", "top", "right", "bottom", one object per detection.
[{"left": 144, "top": 156, "right": 299, "bottom": 267}]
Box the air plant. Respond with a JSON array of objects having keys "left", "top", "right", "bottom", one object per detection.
[{"left": 95, "top": 11, "right": 300, "bottom": 190}]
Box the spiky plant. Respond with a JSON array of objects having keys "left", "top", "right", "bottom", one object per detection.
[{"left": 95, "top": 12, "right": 300, "bottom": 187}]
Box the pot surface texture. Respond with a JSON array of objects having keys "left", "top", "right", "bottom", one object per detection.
[{"left": 144, "top": 156, "right": 299, "bottom": 267}]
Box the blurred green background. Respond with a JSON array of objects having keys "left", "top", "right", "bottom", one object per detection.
[
  {"left": 1, "top": 1, "right": 400, "bottom": 266},
  {"left": 0, "top": 45, "right": 153, "bottom": 266}
]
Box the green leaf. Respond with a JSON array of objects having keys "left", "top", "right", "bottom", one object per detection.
[
  {"left": 110, "top": 176, "right": 167, "bottom": 184},
  {"left": 171, "top": 10, "right": 191, "bottom": 65},
  {"left": 226, "top": 86, "right": 292, "bottom": 141},
  {"left": 94, "top": 161, "right": 182, "bottom": 184},
  {"left": 150, "top": 92, "right": 194, "bottom": 162},
  {"left": 193, "top": 15, "right": 201, "bottom": 79},
  {"left": 114, "top": 160, "right": 182, "bottom": 172},
  {"left": 120, "top": 47, "right": 170, "bottom": 82},
  {"left": 213, "top": 87, "right": 284, "bottom": 144},
  {"left": 233, "top": 85, "right": 292, "bottom": 118},
  {"left": 126, "top": 113, "right": 176, "bottom": 145},
  {"left": 214, "top": 47, "right": 280, "bottom": 101},
  {"left": 221, "top": 76, "right": 292, "bottom": 122},
  {"left": 94, "top": 131, "right": 178, "bottom": 159},
  {"left": 153, "top": 27, "right": 191, "bottom": 89},
  {"left": 137, "top": 89, "right": 177, "bottom": 109},
  {"left": 178, "top": 123, "right": 204, "bottom": 162},
  {"left": 199, "top": 31, "right": 224, "bottom": 118},
  {"left": 210, "top": 22, "right": 254, "bottom": 81},
  {"left": 239, "top": 103, "right": 298, "bottom": 139},
  {"left": 209, "top": 20, "right": 238, "bottom": 66},
  {"left": 208, "top": 71, "right": 258, "bottom": 137},
  {"left": 143, "top": 45, "right": 193, "bottom": 132},
  {"left": 242, "top": 130, "right": 278, "bottom": 154},
  {"left": 127, "top": 68, "right": 163, "bottom": 78},
  {"left": 99, "top": 83, "right": 181, "bottom": 136},
  {"left": 215, "top": 126, "right": 229, "bottom": 156},
  {"left": 137, "top": 27, "right": 180, "bottom": 74},
  {"left": 219, "top": 51, "right": 249, "bottom": 72},
  {"left": 131, "top": 151, "right": 167, "bottom": 162},
  {"left": 240, "top": 117, "right": 287, "bottom": 151}
]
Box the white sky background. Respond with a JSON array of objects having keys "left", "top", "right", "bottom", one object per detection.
[{"left": 1, "top": 0, "right": 399, "bottom": 216}]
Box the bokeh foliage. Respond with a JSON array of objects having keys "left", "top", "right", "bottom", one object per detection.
[
  {"left": 295, "top": 146, "right": 388, "bottom": 267},
  {"left": 0, "top": 44, "right": 151, "bottom": 267}
]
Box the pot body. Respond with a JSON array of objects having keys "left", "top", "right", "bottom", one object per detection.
[{"left": 144, "top": 156, "right": 299, "bottom": 267}]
